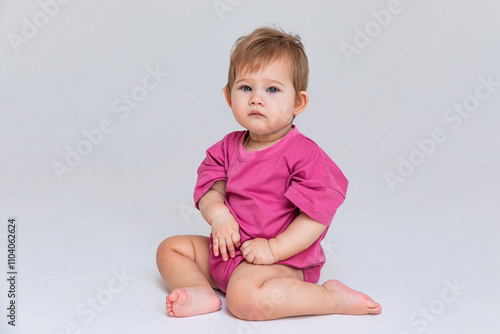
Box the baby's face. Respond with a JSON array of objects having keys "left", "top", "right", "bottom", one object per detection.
[{"left": 228, "top": 60, "right": 301, "bottom": 141}]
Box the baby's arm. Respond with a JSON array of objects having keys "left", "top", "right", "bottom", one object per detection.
[
  {"left": 198, "top": 180, "right": 241, "bottom": 261},
  {"left": 241, "top": 212, "right": 326, "bottom": 265}
]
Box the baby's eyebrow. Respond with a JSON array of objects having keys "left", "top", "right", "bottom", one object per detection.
[
  {"left": 234, "top": 78, "right": 286, "bottom": 87},
  {"left": 267, "top": 79, "right": 285, "bottom": 87},
  {"left": 234, "top": 78, "right": 249, "bottom": 85}
]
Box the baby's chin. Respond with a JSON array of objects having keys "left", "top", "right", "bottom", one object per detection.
[{"left": 242, "top": 122, "right": 292, "bottom": 134}]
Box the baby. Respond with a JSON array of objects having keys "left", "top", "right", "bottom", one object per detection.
[{"left": 156, "top": 26, "right": 382, "bottom": 320}]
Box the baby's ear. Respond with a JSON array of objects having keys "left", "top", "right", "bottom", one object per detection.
[
  {"left": 294, "top": 91, "right": 309, "bottom": 116},
  {"left": 224, "top": 86, "right": 232, "bottom": 108}
]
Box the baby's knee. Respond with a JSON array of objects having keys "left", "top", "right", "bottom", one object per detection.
[
  {"left": 156, "top": 236, "right": 189, "bottom": 262},
  {"left": 226, "top": 284, "right": 270, "bottom": 321}
]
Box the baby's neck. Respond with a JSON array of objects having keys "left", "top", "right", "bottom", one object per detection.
[{"left": 244, "top": 126, "right": 293, "bottom": 152}]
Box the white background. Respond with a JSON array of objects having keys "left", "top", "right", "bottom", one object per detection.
[{"left": 1, "top": 0, "right": 499, "bottom": 333}]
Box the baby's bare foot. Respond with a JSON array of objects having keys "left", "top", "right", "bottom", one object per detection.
[
  {"left": 324, "top": 280, "right": 382, "bottom": 315},
  {"left": 166, "top": 286, "right": 222, "bottom": 317}
]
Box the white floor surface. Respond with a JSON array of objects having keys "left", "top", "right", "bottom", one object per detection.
[{"left": 2, "top": 178, "right": 499, "bottom": 334}]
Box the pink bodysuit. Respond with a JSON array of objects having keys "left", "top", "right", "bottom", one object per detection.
[{"left": 194, "top": 125, "right": 348, "bottom": 292}]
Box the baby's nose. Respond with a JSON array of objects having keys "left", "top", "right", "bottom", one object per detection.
[{"left": 249, "top": 93, "right": 264, "bottom": 105}]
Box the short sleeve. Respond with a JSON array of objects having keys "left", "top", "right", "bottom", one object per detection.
[
  {"left": 193, "top": 139, "right": 227, "bottom": 209},
  {"left": 284, "top": 148, "right": 348, "bottom": 225}
]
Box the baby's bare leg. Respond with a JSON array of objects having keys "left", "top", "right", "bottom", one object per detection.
[
  {"left": 156, "top": 235, "right": 221, "bottom": 317},
  {"left": 226, "top": 262, "right": 381, "bottom": 321}
]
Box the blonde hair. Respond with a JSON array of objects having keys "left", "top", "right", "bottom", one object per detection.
[{"left": 226, "top": 26, "right": 309, "bottom": 96}]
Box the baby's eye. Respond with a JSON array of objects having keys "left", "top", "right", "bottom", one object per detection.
[
  {"left": 240, "top": 85, "right": 252, "bottom": 92},
  {"left": 267, "top": 87, "right": 279, "bottom": 93}
]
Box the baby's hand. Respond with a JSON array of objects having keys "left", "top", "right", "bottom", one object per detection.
[
  {"left": 241, "top": 238, "right": 276, "bottom": 265},
  {"left": 211, "top": 212, "right": 241, "bottom": 261}
]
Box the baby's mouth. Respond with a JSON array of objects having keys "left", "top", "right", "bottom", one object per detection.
[{"left": 249, "top": 110, "right": 265, "bottom": 117}]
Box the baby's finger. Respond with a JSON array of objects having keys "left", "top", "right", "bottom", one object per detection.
[
  {"left": 244, "top": 252, "right": 254, "bottom": 264},
  {"left": 226, "top": 239, "right": 236, "bottom": 258},
  {"left": 231, "top": 232, "right": 241, "bottom": 248},
  {"left": 241, "top": 245, "right": 248, "bottom": 258},
  {"left": 219, "top": 239, "right": 228, "bottom": 261},
  {"left": 213, "top": 238, "right": 219, "bottom": 257}
]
